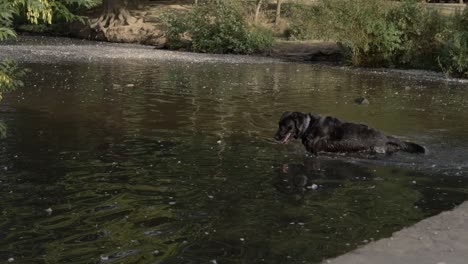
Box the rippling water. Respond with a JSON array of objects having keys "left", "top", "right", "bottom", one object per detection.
[{"left": 1, "top": 58, "right": 468, "bottom": 263}]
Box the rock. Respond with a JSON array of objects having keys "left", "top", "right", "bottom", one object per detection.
[
  {"left": 144, "top": 16, "right": 162, "bottom": 23},
  {"left": 354, "top": 97, "right": 370, "bottom": 105}
]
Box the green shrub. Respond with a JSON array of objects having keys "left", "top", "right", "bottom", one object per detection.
[
  {"left": 246, "top": 25, "right": 274, "bottom": 53},
  {"left": 161, "top": 11, "right": 191, "bottom": 50},
  {"left": 0, "top": 60, "right": 26, "bottom": 94},
  {"left": 162, "top": 1, "right": 274, "bottom": 54},
  {"left": 387, "top": 0, "right": 446, "bottom": 69},
  {"left": 438, "top": 9, "right": 468, "bottom": 78},
  {"left": 284, "top": 3, "right": 320, "bottom": 40},
  {"left": 300, "top": 0, "right": 466, "bottom": 78},
  {"left": 311, "top": 0, "right": 404, "bottom": 66}
]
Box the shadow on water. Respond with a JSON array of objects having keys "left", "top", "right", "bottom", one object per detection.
[{"left": 0, "top": 53, "right": 468, "bottom": 263}]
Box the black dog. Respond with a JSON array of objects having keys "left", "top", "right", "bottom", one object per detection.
[{"left": 274, "top": 111, "right": 426, "bottom": 154}]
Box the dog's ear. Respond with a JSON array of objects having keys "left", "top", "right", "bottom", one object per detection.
[
  {"left": 291, "top": 112, "right": 307, "bottom": 138},
  {"left": 280, "top": 111, "right": 293, "bottom": 121},
  {"left": 291, "top": 112, "right": 303, "bottom": 132}
]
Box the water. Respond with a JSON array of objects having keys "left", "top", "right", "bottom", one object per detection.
[{"left": 1, "top": 45, "right": 468, "bottom": 263}]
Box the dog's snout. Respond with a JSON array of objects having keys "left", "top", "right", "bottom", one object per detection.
[{"left": 274, "top": 133, "right": 281, "bottom": 141}]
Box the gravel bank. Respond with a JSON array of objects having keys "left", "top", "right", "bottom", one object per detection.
[{"left": 0, "top": 36, "right": 285, "bottom": 64}]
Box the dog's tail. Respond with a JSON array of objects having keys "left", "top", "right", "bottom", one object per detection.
[{"left": 401, "top": 141, "right": 426, "bottom": 154}]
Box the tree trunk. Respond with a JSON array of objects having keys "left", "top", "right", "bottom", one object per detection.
[
  {"left": 90, "top": 0, "right": 137, "bottom": 39},
  {"left": 87, "top": 0, "right": 164, "bottom": 46},
  {"left": 194, "top": 0, "right": 198, "bottom": 5},
  {"left": 254, "top": 0, "right": 263, "bottom": 23},
  {"left": 99, "top": 0, "right": 135, "bottom": 27},
  {"left": 275, "top": 0, "right": 282, "bottom": 26}
]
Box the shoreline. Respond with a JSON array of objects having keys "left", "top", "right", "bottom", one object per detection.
[
  {"left": 0, "top": 35, "right": 284, "bottom": 64},
  {"left": 325, "top": 201, "right": 468, "bottom": 264},
  {"left": 1, "top": 35, "right": 467, "bottom": 84}
]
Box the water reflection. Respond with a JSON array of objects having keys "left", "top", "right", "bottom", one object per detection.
[
  {"left": 274, "top": 159, "right": 377, "bottom": 196},
  {"left": 0, "top": 59, "right": 468, "bottom": 263}
]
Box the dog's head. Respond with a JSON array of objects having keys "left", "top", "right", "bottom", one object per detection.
[{"left": 274, "top": 111, "right": 309, "bottom": 144}]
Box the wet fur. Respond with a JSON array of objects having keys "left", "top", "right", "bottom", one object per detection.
[{"left": 274, "top": 111, "right": 426, "bottom": 155}]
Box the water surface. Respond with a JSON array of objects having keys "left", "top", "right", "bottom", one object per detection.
[{"left": 1, "top": 41, "right": 468, "bottom": 263}]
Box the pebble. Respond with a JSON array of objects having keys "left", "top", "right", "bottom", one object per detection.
[{"left": 354, "top": 97, "right": 370, "bottom": 105}]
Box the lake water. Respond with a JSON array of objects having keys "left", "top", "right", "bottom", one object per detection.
[{"left": 1, "top": 38, "right": 468, "bottom": 263}]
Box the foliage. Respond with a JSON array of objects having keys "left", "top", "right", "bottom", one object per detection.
[
  {"left": 0, "top": 0, "right": 100, "bottom": 40},
  {"left": 161, "top": 10, "right": 191, "bottom": 50},
  {"left": 387, "top": 1, "right": 446, "bottom": 68},
  {"left": 311, "top": 0, "right": 404, "bottom": 66},
  {"left": 0, "top": 0, "right": 100, "bottom": 93},
  {"left": 291, "top": 0, "right": 467, "bottom": 77},
  {"left": 162, "top": 0, "right": 274, "bottom": 54},
  {"left": 438, "top": 9, "right": 468, "bottom": 78},
  {"left": 0, "top": 1, "right": 17, "bottom": 41},
  {"left": 49, "top": 0, "right": 101, "bottom": 23},
  {"left": 0, "top": 60, "right": 26, "bottom": 97},
  {"left": 246, "top": 25, "right": 274, "bottom": 53},
  {"left": 0, "top": 121, "right": 6, "bottom": 138},
  {"left": 283, "top": 2, "right": 320, "bottom": 40}
]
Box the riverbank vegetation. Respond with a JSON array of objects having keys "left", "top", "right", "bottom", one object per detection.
[
  {"left": 285, "top": 0, "right": 467, "bottom": 77},
  {"left": 1, "top": 0, "right": 467, "bottom": 79},
  {"left": 162, "top": 1, "right": 274, "bottom": 54},
  {"left": 161, "top": 0, "right": 466, "bottom": 77}
]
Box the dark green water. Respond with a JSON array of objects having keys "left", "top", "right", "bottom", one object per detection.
[{"left": 1, "top": 59, "right": 468, "bottom": 264}]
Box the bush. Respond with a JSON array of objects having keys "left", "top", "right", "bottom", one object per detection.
[
  {"left": 310, "top": 0, "right": 404, "bottom": 66},
  {"left": 0, "top": 60, "right": 26, "bottom": 94},
  {"left": 438, "top": 9, "right": 468, "bottom": 78},
  {"left": 162, "top": 1, "right": 274, "bottom": 54},
  {"left": 284, "top": 3, "right": 320, "bottom": 40},
  {"left": 387, "top": 1, "right": 446, "bottom": 69},
  {"left": 161, "top": 10, "right": 191, "bottom": 50},
  {"left": 299, "top": 0, "right": 466, "bottom": 77},
  {"left": 246, "top": 25, "right": 275, "bottom": 53}
]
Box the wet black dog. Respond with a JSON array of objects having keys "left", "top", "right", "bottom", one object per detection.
[{"left": 274, "top": 111, "right": 426, "bottom": 155}]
